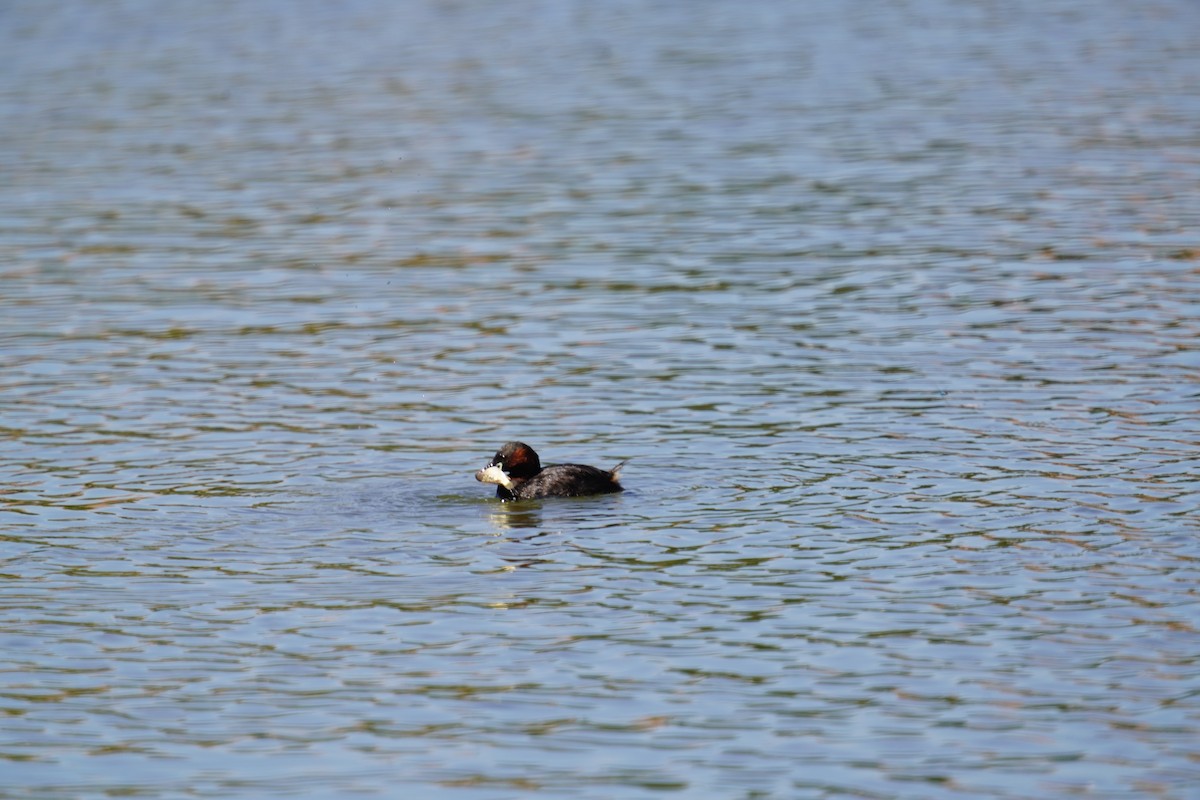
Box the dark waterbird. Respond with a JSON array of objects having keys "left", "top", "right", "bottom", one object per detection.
[{"left": 475, "top": 441, "right": 625, "bottom": 500}]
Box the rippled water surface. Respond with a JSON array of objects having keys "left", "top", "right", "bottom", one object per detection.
[{"left": 3, "top": 1, "right": 1200, "bottom": 797}]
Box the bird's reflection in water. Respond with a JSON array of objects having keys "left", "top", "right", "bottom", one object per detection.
[
  {"left": 483, "top": 494, "right": 625, "bottom": 566},
  {"left": 483, "top": 503, "right": 560, "bottom": 568},
  {"left": 485, "top": 502, "right": 543, "bottom": 532}
]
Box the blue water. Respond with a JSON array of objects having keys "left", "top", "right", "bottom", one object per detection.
[{"left": 2, "top": 1, "right": 1199, "bottom": 797}]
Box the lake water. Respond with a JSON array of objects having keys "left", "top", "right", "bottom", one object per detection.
[{"left": 2, "top": 1, "right": 1199, "bottom": 797}]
